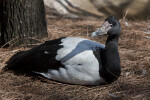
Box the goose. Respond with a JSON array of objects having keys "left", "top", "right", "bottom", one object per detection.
[{"left": 3, "top": 16, "right": 121, "bottom": 85}]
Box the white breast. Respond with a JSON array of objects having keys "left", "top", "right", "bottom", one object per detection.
[{"left": 35, "top": 37, "right": 106, "bottom": 85}]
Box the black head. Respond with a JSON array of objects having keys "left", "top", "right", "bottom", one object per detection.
[{"left": 91, "top": 16, "right": 121, "bottom": 37}]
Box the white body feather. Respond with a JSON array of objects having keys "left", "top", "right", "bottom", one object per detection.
[{"left": 34, "top": 37, "right": 106, "bottom": 85}]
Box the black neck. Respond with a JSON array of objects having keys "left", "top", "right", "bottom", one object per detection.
[
  {"left": 100, "top": 35, "right": 121, "bottom": 83},
  {"left": 106, "top": 35, "right": 119, "bottom": 44}
]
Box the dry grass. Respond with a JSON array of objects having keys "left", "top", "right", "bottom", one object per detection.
[{"left": 0, "top": 12, "right": 150, "bottom": 100}]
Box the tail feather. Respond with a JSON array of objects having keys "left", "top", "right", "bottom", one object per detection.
[{"left": 3, "top": 51, "right": 25, "bottom": 71}]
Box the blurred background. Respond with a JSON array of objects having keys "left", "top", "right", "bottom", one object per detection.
[{"left": 44, "top": 0, "right": 150, "bottom": 19}]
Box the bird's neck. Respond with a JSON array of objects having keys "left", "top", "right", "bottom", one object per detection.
[
  {"left": 100, "top": 35, "right": 121, "bottom": 83},
  {"left": 106, "top": 35, "right": 119, "bottom": 44}
]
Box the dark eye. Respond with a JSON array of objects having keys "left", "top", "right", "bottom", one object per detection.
[{"left": 113, "top": 23, "right": 116, "bottom": 26}]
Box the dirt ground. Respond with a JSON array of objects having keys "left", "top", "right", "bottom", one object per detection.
[{"left": 0, "top": 10, "right": 150, "bottom": 100}]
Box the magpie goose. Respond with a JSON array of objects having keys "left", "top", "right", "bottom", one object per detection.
[{"left": 3, "top": 16, "right": 121, "bottom": 85}]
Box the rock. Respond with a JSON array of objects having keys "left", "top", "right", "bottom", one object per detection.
[
  {"left": 143, "top": 31, "right": 150, "bottom": 34},
  {"left": 109, "top": 93, "right": 120, "bottom": 98},
  {"left": 125, "top": 22, "right": 130, "bottom": 27},
  {"left": 142, "top": 70, "right": 146, "bottom": 75},
  {"left": 125, "top": 72, "right": 131, "bottom": 76}
]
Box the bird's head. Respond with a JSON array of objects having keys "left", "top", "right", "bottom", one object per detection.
[{"left": 91, "top": 16, "right": 121, "bottom": 37}]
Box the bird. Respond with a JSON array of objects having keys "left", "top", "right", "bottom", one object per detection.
[{"left": 3, "top": 16, "right": 121, "bottom": 85}]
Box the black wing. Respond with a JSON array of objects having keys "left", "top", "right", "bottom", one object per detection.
[{"left": 3, "top": 37, "right": 65, "bottom": 74}]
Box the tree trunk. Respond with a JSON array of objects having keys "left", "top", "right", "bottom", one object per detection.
[{"left": 0, "top": 0, "right": 47, "bottom": 47}]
